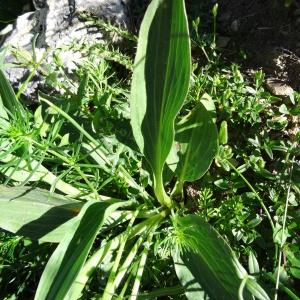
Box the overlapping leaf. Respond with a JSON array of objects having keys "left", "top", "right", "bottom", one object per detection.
[
  {"left": 172, "top": 215, "right": 269, "bottom": 300},
  {"left": 174, "top": 101, "right": 218, "bottom": 184},
  {"left": 35, "top": 199, "right": 135, "bottom": 300},
  {"left": 0, "top": 185, "right": 82, "bottom": 242}
]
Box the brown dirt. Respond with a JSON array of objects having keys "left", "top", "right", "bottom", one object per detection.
[
  {"left": 130, "top": 0, "right": 300, "bottom": 91},
  {"left": 216, "top": 0, "right": 300, "bottom": 91}
]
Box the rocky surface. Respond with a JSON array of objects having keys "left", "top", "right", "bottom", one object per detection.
[
  {"left": 0, "top": 0, "right": 130, "bottom": 96},
  {"left": 265, "top": 78, "right": 294, "bottom": 98}
]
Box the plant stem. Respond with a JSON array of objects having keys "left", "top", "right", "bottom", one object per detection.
[
  {"left": 226, "top": 159, "right": 274, "bottom": 231},
  {"left": 274, "top": 156, "right": 294, "bottom": 300},
  {"left": 263, "top": 272, "right": 300, "bottom": 300},
  {"left": 201, "top": 46, "right": 210, "bottom": 63},
  {"left": 130, "top": 230, "right": 154, "bottom": 300},
  {"left": 171, "top": 179, "right": 184, "bottom": 198},
  {"left": 238, "top": 276, "right": 248, "bottom": 300},
  {"left": 154, "top": 171, "right": 172, "bottom": 208}
]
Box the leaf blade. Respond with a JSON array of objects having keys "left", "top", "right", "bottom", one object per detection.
[
  {"left": 172, "top": 215, "right": 264, "bottom": 300},
  {"left": 0, "top": 68, "right": 26, "bottom": 118},
  {"left": 35, "top": 199, "right": 135, "bottom": 300},
  {"left": 175, "top": 102, "right": 218, "bottom": 184},
  {"left": 130, "top": 0, "right": 191, "bottom": 203},
  {"left": 0, "top": 185, "right": 82, "bottom": 243}
]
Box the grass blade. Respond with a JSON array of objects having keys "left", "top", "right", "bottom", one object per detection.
[
  {"left": 67, "top": 213, "right": 165, "bottom": 300},
  {"left": 130, "top": 230, "right": 154, "bottom": 300},
  {"left": 0, "top": 68, "right": 26, "bottom": 118}
]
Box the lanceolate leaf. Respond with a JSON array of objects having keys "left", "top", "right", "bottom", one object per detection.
[
  {"left": 130, "top": 0, "right": 191, "bottom": 206},
  {"left": 35, "top": 199, "right": 135, "bottom": 300},
  {"left": 174, "top": 254, "right": 207, "bottom": 299},
  {"left": 174, "top": 102, "right": 218, "bottom": 186},
  {"left": 172, "top": 215, "right": 267, "bottom": 300},
  {"left": 0, "top": 185, "right": 82, "bottom": 243}
]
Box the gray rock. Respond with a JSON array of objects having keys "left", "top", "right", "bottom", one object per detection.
[
  {"left": 265, "top": 78, "right": 294, "bottom": 98},
  {"left": 1, "top": 0, "right": 130, "bottom": 96},
  {"left": 230, "top": 20, "right": 240, "bottom": 33},
  {"left": 217, "top": 36, "right": 230, "bottom": 48},
  {"left": 218, "top": 11, "right": 231, "bottom": 23},
  {"left": 294, "top": 8, "right": 300, "bottom": 17},
  {"left": 5, "top": 0, "right": 129, "bottom": 49}
]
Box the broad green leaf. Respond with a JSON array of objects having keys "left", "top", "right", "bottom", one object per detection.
[
  {"left": 0, "top": 68, "right": 26, "bottom": 118},
  {"left": 173, "top": 102, "right": 218, "bottom": 189},
  {"left": 0, "top": 185, "right": 82, "bottom": 243},
  {"left": 35, "top": 199, "right": 135, "bottom": 300},
  {"left": 163, "top": 141, "right": 180, "bottom": 183},
  {"left": 0, "top": 67, "right": 14, "bottom": 128},
  {"left": 273, "top": 223, "right": 290, "bottom": 245},
  {"left": 172, "top": 215, "right": 266, "bottom": 300},
  {"left": 174, "top": 254, "right": 208, "bottom": 299},
  {"left": 200, "top": 93, "right": 216, "bottom": 122},
  {"left": 130, "top": 0, "right": 191, "bottom": 206},
  {"left": 0, "top": 88, "right": 9, "bottom": 125}
]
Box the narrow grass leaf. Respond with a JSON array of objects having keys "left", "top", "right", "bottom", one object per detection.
[
  {"left": 0, "top": 68, "right": 26, "bottom": 118},
  {"left": 130, "top": 230, "right": 154, "bottom": 300},
  {"left": 0, "top": 146, "right": 81, "bottom": 196},
  {"left": 67, "top": 214, "right": 165, "bottom": 300}
]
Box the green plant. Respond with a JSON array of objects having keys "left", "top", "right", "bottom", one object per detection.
[{"left": 0, "top": 1, "right": 274, "bottom": 299}]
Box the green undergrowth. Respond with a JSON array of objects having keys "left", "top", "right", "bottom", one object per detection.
[{"left": 0, "top": 4, "right": 299, "bottom": 299}]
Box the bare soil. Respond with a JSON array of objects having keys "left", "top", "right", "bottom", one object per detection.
[{"left": 216, "top": 0, "right": 300, "bottom": 91}]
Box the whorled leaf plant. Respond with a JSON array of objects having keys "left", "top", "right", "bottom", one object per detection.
[{"left": 0, "top": 0, "right": 271, "bottom": 299}]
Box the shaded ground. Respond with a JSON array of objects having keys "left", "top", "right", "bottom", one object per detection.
[
  {"left": 216, "top": 0, "right": 300, "bottom": 91},
  {"left": 130, "top": 0, "right": 300, "bottom": 92},
  {"left": 0, "top": 0, "right": 33, "bottom": 30}
]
